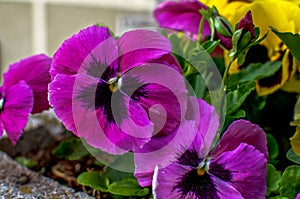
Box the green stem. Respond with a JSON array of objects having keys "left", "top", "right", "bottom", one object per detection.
[
  {"left": 222, "top": 59, "right": 234, "bottom": 90},
  {"left": 197, "top": 16, "right": 205, "bottom": 44}
]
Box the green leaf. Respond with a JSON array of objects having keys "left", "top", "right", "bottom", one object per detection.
[
  {"left": 279, "top": 165, "right": 300, "bottom": 198},
  {"left": 267, "top": 164, "right": 281, "bottom": 194},
  {"left": 202, "top": 40, "right": 220, "bottom": 54},
  {"left": 214, "top": 16, "right": 233, "bottom": 37},
  {"left": 104, "top": 167, "right": 133, "bottom": 182},
  {"left": 237, "top": 31, "right": 251, "bottom": 52},
  {"left": 232, "top": 29, "right": 243, "bottom": 52},
  {"left": 267, "top": 134, "right": 279, "bottom": 160},
  {"left": 226, "top": 81, "right": 256, "bottom": 115},
  {"left": 287, "top": 148, "right": 300, "bottom": 164},
  {"left": 15, "top": 157, "right": 38, "bottom": 168},
  {"left": 52, "top": 138, "right": 90, "bottom": 160},
  {"left": 77, "top": 171, "right": 109, "bottom": 192},
  {"left": 226, "top": 61, "right": 282, "bottom": 88},
  {"left": 271, "top": 28, "right": 300, "bottom": 64},
  {"left": 108, "top": 178, "right": 149, "bottom": 196},
  {"left": 269, "top": 196, "right": 289, "bottom": 199}
]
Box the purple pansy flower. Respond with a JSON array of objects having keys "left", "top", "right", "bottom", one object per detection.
[
  {"left": 0, "top": 54, "right": 51, "bottom": 144},
  {"left": 153, "top": 0, "right": 211, "bottom": 39},
  {"left": 135, "top": 98, "right": 268, "bottom": 198},
  {"left": 49, "top": 25, "right": 187, "bottom": 154}
]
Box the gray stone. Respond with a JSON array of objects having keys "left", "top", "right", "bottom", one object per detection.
[{"left": 0, "top": 151, "right": 93, "bottom": 199}]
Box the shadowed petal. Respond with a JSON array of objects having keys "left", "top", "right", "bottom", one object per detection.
[
  {"left": 51, "top": 25, "right": 115, "bottom": 79},
  {"left": 210, "top": 119, "right": 268, "bottom": 159},
  {"left": 1, "top": 81, "right": 33, "bottom": 145},
  {"left": 196, "top": 98, "right": 219, "bottom": 156},
  {"left": 210, "top": 143, "right": 267, "bottom": 199},
  {"left": 154, "top": 1, "right": 210, "bottom": 38},
  {"left": 3, "top": 54, "right": 51, "bottom": 113},
  {"left": 134, "top": 121, "right": 198, "bottom": 187},
  {"left": 118, "top": 29, "right": 172, "bottom": 74}
]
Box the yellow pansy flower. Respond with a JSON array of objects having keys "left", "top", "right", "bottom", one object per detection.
[
  {"left": 291, "top": 96, "right": 300, "bottom": 155},
  {"left": 202, "top": 0, "right": 300, "bottom": 95}
]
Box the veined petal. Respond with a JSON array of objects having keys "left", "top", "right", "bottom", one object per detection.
[
  {"left": 1, "top": 81, "right": 33, "bottom": 145},
  {"left": 134, "top": 121, "right": 199, "bottom": 187},
  {"left": 210, "top": 143, "right": 267, "bottom": 199},
  {"left": 152, "top": 163, "right": 193, "bottom": 199},
  {"left": 121, "top": 63, "right": 188, "bottom": 135},
  {"left": 50, "top": 73, "right": 153, "bottom": 154},
  {"left": 210, "top": 175, "right": 243, "bottom": 199},
  {"left": 118, "top": 29, "right": 172, "bottom": 73},
  {"left": 51, "top": 25, "right": 115, "bottom": 79},
  {"left": 3, "top": 54, "right": 51, "bottom": 113},
  {"left": 210, "top": 119, "right": 268, "bottom": 159},
  {"left": 154, "top": 1, "right": 210, "bottom": 37}
]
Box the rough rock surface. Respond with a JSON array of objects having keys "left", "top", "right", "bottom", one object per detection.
[{"left": 0, "top": 151, "right": 93, "bottom": 199}]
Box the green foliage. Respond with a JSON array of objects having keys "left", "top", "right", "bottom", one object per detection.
[
  {"left": 229, "top": 27, "right": 268, "bottom": 65},
  {"left": 286, "top": 148, "right": 300, "bottom": 164},
  {"left": 279, "top": 165, "right": 300, "bottom": 198},
  {"left": 202, "top": 40, "right": 220, "bottom": 54},
  {"left": 15, "top": 157, "right": 38, "bottom": 168},
  {"left": 52, "top": 138, "right": 89, "bottom": 160},
  {"left": 77, "top": 171, "right": 109, "bottom": 192},
  {"left": 266, "top": 164, "right": 281, "bottom": 196},
  {"left": 271, "top": 28, "right": 300, "bottom": 64},
  {"left": 226, "top": 81, "right": 256, "bottom": 115},
  {"left": 108, "top": 178, "right": 149, "bottom": 197},
  {"left": 77, "top": 170, "right": 148, "bottom": 197},
  {"left": 267, "top": 134, "right": 279, "bottom": 162},
  {"left": 226, "top": 61, "right": 282, "bottom": 88},
  {"left": 104, "top": 167, "right": 133, "bottom": 182}
]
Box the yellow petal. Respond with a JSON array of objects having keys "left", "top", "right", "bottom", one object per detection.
[
  {"left": 256, "top": 50, "right": 296, "bottom": 96},
  {"left": 291, "top": 127, "right": 300, "bottom": 156}
]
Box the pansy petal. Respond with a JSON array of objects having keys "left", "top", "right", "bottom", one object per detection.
[
  {"left": 210, "top": 175, "right": 243, "bottom": 199},
  {"left": 257, "top": 50, "right": 297, "bottom": 96},
  {"left": 210, "top": 119, "right": 268, "bottom": 159},
  {"left": 50, "top": 74, "right": 153, "bottom": 154},
  {"left": 118, "top": 29, "right": 172, "bottom": 73},
  {"left": 121, "top": 63, "right": 187, "bottom": 135},
  {"left": 3, "top": 54, "right": 51, "bottom": 113},
  {"left": 134, "top": 121, "right": 199, "bottom": 187},
  {"left": 154, "top": 1, "right": 210, "bottom": 37},
  {"left": 210, "top": 143, "right": 267, "bottom": 199},
  {"left": 1, "top": 81, "right": 33, "bottom": 145},
  {"left": 152, "top": 163, "right": 192, "bottom": 199},
  {"left": 186, "top": 97, "right": 219, "bottom": 156},
  {"left": 49, "top": 74, "right": 78, "bottom": 135},
  {"left": 50, "top": 25, "right": 115, "bottom": 79}
]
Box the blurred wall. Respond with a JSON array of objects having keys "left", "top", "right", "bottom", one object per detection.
[{"left": 0, "top": 0, "right": 156, "bottom": 79}]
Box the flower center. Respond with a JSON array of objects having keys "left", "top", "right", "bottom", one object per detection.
[
  {"left": 196, "top": 158, "right": 210, "bottom": 175},
  {"left": 108, "top": 76, "right": 122, "bottom": 93},
  {"left": 197, "top": 168, "right": 206, "bottom": 176}
]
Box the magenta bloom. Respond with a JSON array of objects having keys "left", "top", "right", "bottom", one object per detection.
[
  {"left": 49, "top": 25, "right": 187, "bottom": 154},
  {"left": 153, "top": 0, "right": 211, "bottom": 39},
  {"left": 0, "top": 54, "right": 51, "bottom": 144},
  {"left": 135, "top": 98, "right": 268, "bottom": 198}
]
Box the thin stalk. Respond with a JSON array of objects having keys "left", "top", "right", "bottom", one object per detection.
[{"left": 197, "top": 16, "right": 205, "bottom": 44}]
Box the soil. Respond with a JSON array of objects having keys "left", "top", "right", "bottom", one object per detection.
[{"left": 0, "top": 117, "right": 111, "bottom": 198}]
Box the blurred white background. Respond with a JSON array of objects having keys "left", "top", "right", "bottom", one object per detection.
[{"left": 0, "top": 0, "right": 160, "bottom": 76}]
